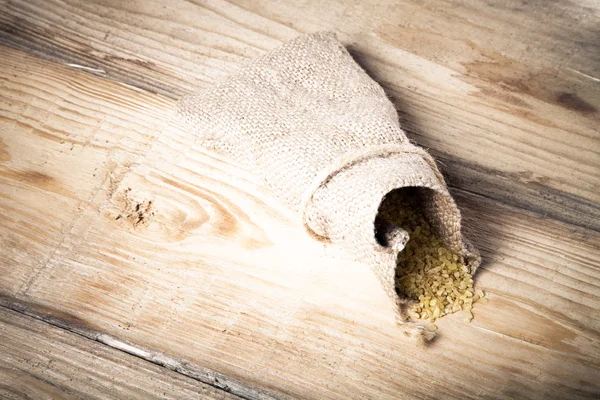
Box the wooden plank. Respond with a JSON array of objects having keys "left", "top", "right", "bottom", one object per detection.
[
  {"left": 0, "top": 297, "right": 281, "bottom": 400},
  {"left": 0, "top": 0, "right": 599, "bottom": 230},
  {"left": 0, "top": 306, "right": 240, "bottom": 400},
  {"left": 0, "top": 45, "right": 172, "bottom": 294},
  {"left": 1, "top": 46, "right": 599, "bottom": 399}
]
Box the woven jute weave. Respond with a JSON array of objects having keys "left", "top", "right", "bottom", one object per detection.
[{"left": 178, "top": 32, "right": 480, "bottom": 342}]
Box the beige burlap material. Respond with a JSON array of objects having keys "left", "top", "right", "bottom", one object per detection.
[{"left": 178, "top": 32, "right": 480, "bottom": 342}]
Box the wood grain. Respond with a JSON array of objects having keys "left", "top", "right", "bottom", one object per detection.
[
  {"left": 0, "top": 45, "right": 172, "bottom": 294},
  {"left": 0, "top": 306, "right": 239, "bottom": 400},
  {"left": 1, "top": 46, "right": 599, "bottom": 399},
  {"left": 1, "top": 0, "right": 599, "bottom": 230}
]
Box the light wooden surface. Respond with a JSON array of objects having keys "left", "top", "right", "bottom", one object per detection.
[
  {"left": 1, "top": 0, "right": 599, "bottom": 399},
  {"left": 1, "top": 46, "right": 599, "bottom": 399},
  {"left": 1, "top": 0, "right": 599, "bottom": 230},
  {"left": 0, "top": 306, "right": 238, "bottom": 400}
]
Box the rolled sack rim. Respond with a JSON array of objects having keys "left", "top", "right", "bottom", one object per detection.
[{"left": 300, "top": 142, "right": 481, "bottom": 272}]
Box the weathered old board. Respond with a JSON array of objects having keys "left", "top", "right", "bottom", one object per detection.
[
  {"left": 0, "top": 307, "right": 238, "bottom": 400},
  {"left": 1, "top": 0, "right": 599, "bottom": 232},
  {"left": 1, "top": 44, "right": 599, "bottom": 399}
]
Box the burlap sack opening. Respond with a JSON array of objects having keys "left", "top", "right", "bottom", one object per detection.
[
  {"left": 375, "top": 186, "right": 481, "bottom": 299},
  {"left": 304, "top": 149, "right": 481, "bottom": 315},
  {"left": 177, "top": 31, "right": 481, "bottom": 343}
]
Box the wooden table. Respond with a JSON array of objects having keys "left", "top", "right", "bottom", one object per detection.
[{"left": 1, "top": 1, "right": 599, "bottom": 399}]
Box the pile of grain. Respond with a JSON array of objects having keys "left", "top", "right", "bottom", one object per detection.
[{"left": 377, "top": 188, "right": 485, "bottom": 323}]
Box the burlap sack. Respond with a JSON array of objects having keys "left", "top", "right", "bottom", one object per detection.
[{"left": 178, "top": 32, "right": 480, "bottom": 342}]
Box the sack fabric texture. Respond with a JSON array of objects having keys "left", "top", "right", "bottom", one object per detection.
[{"left": 178, "top": 32, "right": 481, "bottom": 342}]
